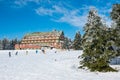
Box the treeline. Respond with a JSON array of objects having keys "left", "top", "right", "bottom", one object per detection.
[{"left": 0, "top": 38, "right": 20, "bottom": 50}]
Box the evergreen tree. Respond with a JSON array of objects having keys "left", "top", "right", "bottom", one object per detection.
[
  {"left": 62, "top": 37, "right": 72, "bottom": 49},
  {"left": 2, "top": 38, "right": 10, "bottom": 50},
  {"left": 110, "top": 4, "right": 120, "bottom": 54},
  {"left": 73, "top": 31, "right": 82, "bottom": 50},
  {"left": 111, "top": 4, "right": 120, "bottom": 27},
  {"left": 9, "top": 40, "right": 14, "bottom": 50},
  {"left": 80, "top": 9, "right": 116, "bottom": 72},
  {"left": 0, "top": 40, "right": 3, "bottom": 50},
  {"left": 1, "top": 38, "right": 19, "bottom": 50},
  {"left": 10, "top": 38, "right": 18, "bottom": 50}
]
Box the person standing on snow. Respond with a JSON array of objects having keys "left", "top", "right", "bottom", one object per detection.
[
  {"left": 36, "top": 50, "right": 38, "bottom": 54},
  {"left": 26, "top": 50, "right": 28, "bottom": 55},
  {"left": 9, "top": 52, "right": 11, "bottom": 57},
  {"left": 41, "top": 47, "right": 45, "bottom": 54},
  {"left": 15, "top": 51, "right": 18, "bottom": 55},
  {"left": 42, "top": 49, "right": 45, "bottom": 54}
]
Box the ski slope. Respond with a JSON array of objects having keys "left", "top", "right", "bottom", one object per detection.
[{"left": 0, "top": 49, "right": 120, "bottom": 80}]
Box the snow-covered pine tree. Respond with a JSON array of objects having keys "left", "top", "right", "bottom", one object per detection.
[
  {"left": 110, "top": 4, "right": 120, "bottom": 54},
  {"left": 73, "top": 31, "right": 82, "bottom": 50},
  {"left": 80, "top": 8, "right": 116, "bottom": 72}
]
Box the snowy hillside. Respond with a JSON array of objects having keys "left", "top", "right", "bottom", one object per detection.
[{"left": 0, "top": 49, "right": 120, "bottom": 80}]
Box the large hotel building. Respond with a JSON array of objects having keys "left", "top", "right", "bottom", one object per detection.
[{"left": 15, "top": 30, "right": 64, "bottom": 49}]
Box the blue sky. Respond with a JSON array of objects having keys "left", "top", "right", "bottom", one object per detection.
[{"left": 0, "top": 0, "right": 120, "bottom": 40}]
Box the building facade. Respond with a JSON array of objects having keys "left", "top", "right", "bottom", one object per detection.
[{"left": 15, "top": 30, "right": 64, "bottom": 49}]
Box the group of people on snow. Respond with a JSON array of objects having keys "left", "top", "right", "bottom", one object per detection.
[
  {"left": 8, "top": 51, "right": 18, "bottom": 57},
  {"left": 8, "top": 48, "right": 47, "bottom": 57}
]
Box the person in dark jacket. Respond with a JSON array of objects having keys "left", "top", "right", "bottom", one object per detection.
[
  {"left": 36, "top": 50, "right": 38, "bottom": 54},
  {"left": 42, "top": 49, "right": 45, "bottom": 54},
  {"left": 9, "top": 52, "right": 11, "bottom": 57},
  {"left": 15, "top": 51, "right": 18, "bottom": 55}
]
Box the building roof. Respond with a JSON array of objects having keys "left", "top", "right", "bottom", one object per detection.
[{"left": 24, "top": 30, "right": 63, "bottom": 37}]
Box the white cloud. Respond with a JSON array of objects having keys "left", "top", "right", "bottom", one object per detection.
[
  {"left": 35, "top": 7, "right": 54, "bottom": 16},
  {"left": 14, "top": 0, "right": 27, "bottom": 7},
  {"left": 35, "top": 5, "right": 112, "bottom": 28},
  {"left": 35, "top": 5, "right": 88, "bottom": 28},
  {"left": 13, "top": 0, "right": 113, "bottom": 28},
  {"left": 14, "top": 0, "right": 41, "bottom": 7},
  {"left": 57, "top": 14, "right": 87, "bottom": 28}
]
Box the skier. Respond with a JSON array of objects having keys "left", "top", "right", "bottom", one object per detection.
[
  {"left": 55, "top": 51, "right": 57, "bottom": 53},
  {"left": 9, "top": 52, "right": 11, "bottom": 57},
  {"left": 15, "top": 51, "right": 18, "bottom": 55},
  {"left": 26, "top": 50, "right": 28, "bottom": 55},
  {"left": 42, "top": 49, "right": 45, "bottom": 54},
  {"left": 41, "top": 47, "right": 45, "bottom": 54},
  {"left": 36, "top": 50, "right": 38, "bottom": 54}
]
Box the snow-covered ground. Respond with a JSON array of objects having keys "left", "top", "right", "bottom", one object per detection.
[{"left": 0, "top": 49, "right": 120, "bottom": 80}]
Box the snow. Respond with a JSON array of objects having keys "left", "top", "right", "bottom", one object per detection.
[{"left": 0, "top": 49, "right": 120, "bottom": 80}]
